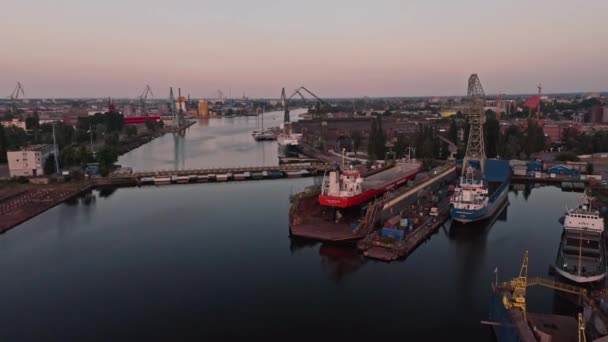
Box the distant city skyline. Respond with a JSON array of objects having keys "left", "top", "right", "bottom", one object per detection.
[{"left": 1, "top": 0, "right": 607, "bottom": 98}]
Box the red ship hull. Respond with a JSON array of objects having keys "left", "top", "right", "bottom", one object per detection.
[{"left": 318, "top": 166, "right": 420, "bottom": 208}]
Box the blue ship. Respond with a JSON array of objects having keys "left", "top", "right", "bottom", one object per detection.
[{"left": 450, "top": 160, "right": 511, "bottom": 224}]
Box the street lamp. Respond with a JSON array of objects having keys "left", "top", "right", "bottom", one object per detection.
[{"left": 51, "top": 123, "right": 60, "bottom": 174}]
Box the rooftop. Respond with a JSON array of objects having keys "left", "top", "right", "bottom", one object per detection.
[{"left": 9, "top": 144, "right": 52, "bottom": 152}]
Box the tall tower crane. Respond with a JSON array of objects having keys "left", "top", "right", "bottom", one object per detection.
[
  {"left": 9, "top": 82, "right": 25, "bottom": 116},
  {"left": 282, "top": 86, "right": 330, "bottom": 121},
  {"left": 139, "top": 85, "right": 154, "bottom": 115},
  {"left": 281, "top": 87, "right": 290, "bottom": 123},
  {"left": 536, "top": 84, "right": 542, "bottom": 121},
  {"left": 462, "top": 74, "right": 487, "bottom": 176},
  {"left": 525, "top": 84, "right": 542, "bottom": 121}
]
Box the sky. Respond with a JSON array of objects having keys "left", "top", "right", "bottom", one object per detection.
[{"left": 1, "top": 0, "right": 607, "bottom": 98}]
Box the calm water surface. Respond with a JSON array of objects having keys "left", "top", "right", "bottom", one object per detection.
[{"left": 0, "top": 112, "right": 584, "bottom": 341}]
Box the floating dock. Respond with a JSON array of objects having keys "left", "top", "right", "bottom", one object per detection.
[{"left": 357, "top": 200, "right": 450, "bottom": 261}]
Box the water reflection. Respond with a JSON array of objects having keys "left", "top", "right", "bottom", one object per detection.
[
  {"left": 173, "top": 133, "right": 185, "bottom": 170},
  {"left": 98, "top": 187, "right": 118, "bottom": 198},
  {"left": 319, "top": 244, "right": 366, "bottom": 281},
  {"left": 289, "top": 237, "right": 319, "bottom": 254},
  {"left": 448, "top": 199, "right": 510, "bottom": 307},
  {"left": 198, "top": 118, "right": 209, "bottom": 127}
]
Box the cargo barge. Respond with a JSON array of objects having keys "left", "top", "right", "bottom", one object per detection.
[
  {"left": 357, "top": 199, "right": 449, "bottom": 261},
  {"left": 289, "top": 160, "right": 422, "bottom": 242}
]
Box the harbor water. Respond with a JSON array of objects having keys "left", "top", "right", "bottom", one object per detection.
[{"left": 0, "top": 111, "right": 586, "bottom": 340}]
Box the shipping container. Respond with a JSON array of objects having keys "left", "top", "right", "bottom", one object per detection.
[
  {"left": 485, "top": 159, "right": 511, "bottom": 182},
  {"left": 381, "top": 227, "right": 404, "bottom": 239},
  {"left": 385, "top": 215, "right": 401, "bottom": 228}
]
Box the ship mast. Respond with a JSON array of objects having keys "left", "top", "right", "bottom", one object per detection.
[{"left": 462, "top": 74, "right": 487, "bottom": 176}]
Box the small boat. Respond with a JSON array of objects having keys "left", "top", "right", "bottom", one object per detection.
[
  {"left": 188, "top": 175, "right": 198, "bottom": 183},
  {"left": 207, "top": 174, "right": 217, "bottom": 182},
  {"left": 234, "top": 172, "right": 251, "bottom": 181},
  {"left": 175, "top": 176, "right": 189, "bottom": 184},
  {"left": 251, "top": 172, "right": 264, "bottom": 180},
  {"left": 268, "top": 170, "right": 284, "bottom": 179},
  {"left": 154, "top": 176, "right": 171, "bottom": 185},
  {"left": 140, "top": 177, "right": 155, "bottom": 185},
  {"left": 216, "top": 173, "right": 231, "bottom": 182},
  {"left": 197, "top": 175, "right": 209, "bottom": 183},
  {"left": 285, "top": 170, "right": 311, "bottom": 178}
]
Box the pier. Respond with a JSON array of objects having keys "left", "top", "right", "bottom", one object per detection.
[
  {"left": 0, "top": 184, "right": 91, "bottom": 233},
  {"left": 106, "top": 163, "right": 335, "bottom": 186}
]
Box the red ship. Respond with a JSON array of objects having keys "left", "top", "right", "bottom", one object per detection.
[
  {"left": 289, "top": 160, "right": 422, "bottom": 242},
  {"left": 319, "top": 162, "right": 422, "bottom": 208}
]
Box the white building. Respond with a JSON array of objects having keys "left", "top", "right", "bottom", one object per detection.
[
  {"left": 7, "top": 144, "right": 54, "bottom": 177},
  {"left": 1, "top": 119, "right": 27, "bottom": 130}
]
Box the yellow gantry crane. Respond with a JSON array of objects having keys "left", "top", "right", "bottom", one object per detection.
[{"left": 497, "top": 251, "right": 595, "bottom": 341}]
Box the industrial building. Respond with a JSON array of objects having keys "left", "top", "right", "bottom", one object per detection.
[
  {"left": 7, "top": 144, "right": 53, "bottom": 177},
  {"left": 547, "top": 165, "right": 579, "bottom": 176},
  {"left": 198, "top": 100, "right": 209, "bottom": 117},
  {"left": 0, "top": 118, "right": 27, "bottom": 130}
]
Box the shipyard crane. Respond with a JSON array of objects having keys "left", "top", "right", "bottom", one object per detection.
[
  {"left": 282, "top": 86, "right": 330, "bottom": 121},
  {"left": 9, "top": 82, "right": 25, "bottom": 116},
  {"left": 139, "top": 85, "right": 154, "bottom": 115},
  {"left": 462, "top": 74, "right": 487, "bottom": 176},
  {"left": 281, "top": 87, "right": 290, "bottom": 123},
  {"left": 525, "top": 84, "right": 542, "bottom": 121}
]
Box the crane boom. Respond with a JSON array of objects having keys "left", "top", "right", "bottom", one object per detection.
[{"left": 9, "top": 82, "right": 25, "bottom": 116}]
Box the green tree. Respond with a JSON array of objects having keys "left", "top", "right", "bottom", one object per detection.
[
  {"left": 555, "top": 152, "right": 580, "bottom": 162},
  {"left": 25, "top": 112, "right": 40, "bottom": 130},
  {"left": 394, "top": 134, "right": 409, "bottom": 158},
  {"left": 96, "top": 145, "right": 118, "bottom": 176},
  {"left": 145, "top": 118, "right": 156, "bottom": 132},
  {"left": 0, "top": 125, "right": 7, "bottom": 162},
  {"left": 351, "top": 130, "right": 362, "bottom": 153},
  {"left": 367, "top": 118, "right": 378, "bottom": 158},
  {"left": 448, "top": 119, "right": 458, "bottom": 144},
  {"left": 125, "top": 125, "right": 137, "bottom": 137},
  {"left": 485, "top": 115, "right": 500, "bottom": 158},
  {"left": 374, "top": 116, "right": 387, "bottom": 159},
  {"left": 44, "top": 154, "right": 57, "bottom": 175}
]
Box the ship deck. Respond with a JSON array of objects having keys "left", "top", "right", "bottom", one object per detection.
[
  {"left": 362, "top": 162, "right": 420, "bottom": 190},
  {"left": 527, "top": 313, "right": 577, "bottom": 342}
]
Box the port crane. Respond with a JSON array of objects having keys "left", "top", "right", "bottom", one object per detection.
[
  {"left": 486, "top": 251, "right": 596, "bottom": 341},
  {"left": 462, "top": 74, "right": 487, "bottom": 176},
  {"left": 281, "top": 86, "right": 330, "bottom": 123},
  {"left": 526, "top": 84, "right": 542, "bottom": 120},
  {"left": 9, "top": 82, "right": 25, "bottom": 116},
  {"left": 138, "top": 85, "right": 154, "bottom": 115}
]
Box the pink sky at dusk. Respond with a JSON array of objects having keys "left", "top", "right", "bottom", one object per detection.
[{"left": 1, "top": 0, "right": 607, "bottom": 98}]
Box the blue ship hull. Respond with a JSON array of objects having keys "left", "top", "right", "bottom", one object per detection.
[
  {"left": 489, "top": 290, "right": 521, "bottom": 342},
  {"left": 450, "top": 181, "right": 509, "bottom": 223}
]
